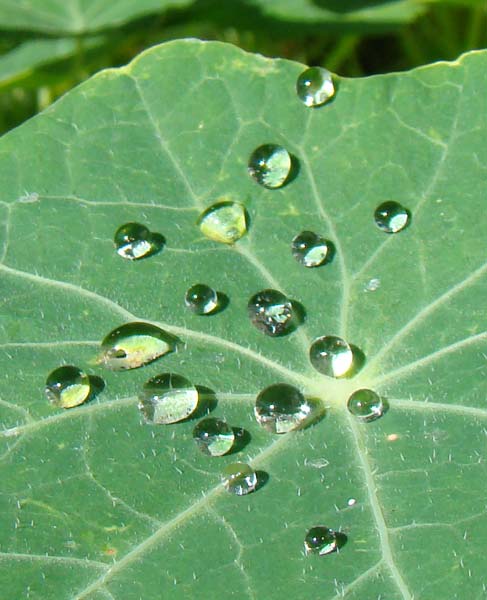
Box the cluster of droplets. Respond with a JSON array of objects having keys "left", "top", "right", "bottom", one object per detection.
[{"left": 44, "top": 64, "right": 410, "bottom": 559}]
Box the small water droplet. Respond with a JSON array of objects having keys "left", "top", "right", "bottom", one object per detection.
[
  {"left": 139, "top": 373, "right": 198, "bottom": 424},
  {"left": 222, "top": 463, "right": 257, "bottom": 495},
  {"left": 304, "top": 526, "right": 338, "bottom": 555},
  {"left": 193, "top": 417, "right": 235, "bottom": 456},
  {"left": 114, "top": 222, "right": 163, "bottom": 260},
  {"left": 45, "top": 365, "right": 90, "bottom": 408},
  {"left": 197, "top": 201, "right": 247, "bottom": 244},
  {"left": 347, "top": 389, "right": 386, "bottom": 422},
  {"left": 254, "top": 383, "right": 311, "bottom": 433},
  {"left": 248, "top": 289, "right": 293, "bottom": 336},
  {"left": 291, "top": 231, "right": 331, "bottom": 267},
  {"left": 97, "top": 322, "right": 175, "bottom": 370},
  {"left": 374, "top": 201, "right": 409, "bottom": 233},
  {"left": 364, "top": 277, "right": 381, "bottom": 292},
  {"left": 296, "top": 67, "right": 335, "bottom": 107},
  {"left": 309, "top": 336, "right": 353, "bottom": 378},
  {"left": 185, "top": 284, "right": 218, "bottom": 315},
  {"left": 248, "top": 144, "right": 291, "bottom": 189},
  {"left": 347, "top": 498, "right": 356, "bottom": 506}
]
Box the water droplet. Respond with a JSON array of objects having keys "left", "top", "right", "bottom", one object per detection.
[
  {"left": 114, "top": 222, "right": 163, "bottom": 260},
  {"left": 222, "top": 463, "right": 257, "bottom": 495},
  {"left": 139, "top": 373, "right": 198, "bottom": 424},
  {"left": 185, "top": 284, "right": 218, "bottom": 315},
  {"left": 255, "top": 383, "right": 311, "bottom": 434},
  {"left": 347, "top": 389, "right": 386, "bottom": 422},
  {"left": 304, "top": 526, "right": 338, "bottom": 556},
  {"left": 193, "top": 417, "right": 235, "bottom": 456},
  {"left": 97, "top": 322, "right": 175, "bottom": 370},
  {"left": 197, "top": 201, "right": 247, "bottom": 244},
  {"left": 248, "top": 144, "right": 291, "bottom": 189},
  {"left": 347, "top": 498, "right": 356, "bottom": 506},
  {"left": 248, "top": 289, "right": 293, "bottom": 336},
  {"left": 296, "top": 67, "right": 335, "bottom": 107},
  {"left": 364, "top": 277, "right": 381, "bottom": 292},
  {"left": 309, "top": 336, "right": 353, "bottom": 378},
  {"left": 291, "top": 231, "right": 331, "bottom": 267},
  {"left": 45, "top": 365, "right": 90, "bottom": 408},
  {"left": 374, "top": 201, "right": 409, "bottom": 233}
]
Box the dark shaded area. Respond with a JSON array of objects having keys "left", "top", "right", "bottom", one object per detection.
[
  {"left": 312, "top": 0, "right": 391, "bottom": 13},
  {"left": 302, "top": 397, "right": 326, "bottom": 429},
  {"left": 229, "top": 427, "right": 251, "bottom": 454},
  {"left": 254, "top": 470, "right": 269, "bottom": 492},
  {"left": 344, "top": 344, "right": 366, "bottom": 378},
  {"left": 86, "top": 375, "right": 105, "bottom": 403},
  {"left": 283, "top": 153, "right": 300, "bottom": 188},
  {"left": 335, "top": 531, "right": 348, "bottom": 551},
  {"left": 290, "top": 299, "right": 306, "bottom": 331},
  {"left": 193, "top": 385, "right": 218, "bottom": 418},
  {"left": 211, "top": 291, "right": 229, "bottom": 315},
  {"left": 146, "top": 232, "right": 166, "bottom": 258}
]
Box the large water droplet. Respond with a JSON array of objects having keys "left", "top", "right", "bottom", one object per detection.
[
  {"left": 139, "top": 373, "right": 198, "bottom": 424},
  {"left": 197, "top": 201, "right": 247, "bottom": 244},
  {"left": 296, "top": 67, "right": 335, "bottom": 107},
  {"left": 291, "top": 231, "right": 331, "bottom": 267},
  {"left": 45, "top": 365, "right": 90, "bottom": 408},
  {"left": 185, "top": 284, "right": 218, "bottom": 315},
  {"left": 347, "top": 389, "right": 386, "bottom": 422},
  {"left": 193, "top": 417, "right": 235, "bottom": 456},
  {"left": 114, "top": 222, "right": 163, "bottom": 260},
  {"left": 304, "top": 526, "right": 338, "bottom": 556},
  {"left": 248, "top": 289, "right": 293, "bottom": 336},
  {"left": 248, "top": 144, "right": 291, "bottom": 189},
  {"left": 374, "top": 201, "right": 409, "bottom": 233},
  {"left": 97, "top": 322, "right": 175, "bottom": 370},
  {"left": 222, "top": 463, "right": 257, "bottom": 495},
  {"left": 309, "top": 336, "right": 353, "bottom": 377},
  {"left": 255, "top": 383, "right": 311, "bottom": 434}
]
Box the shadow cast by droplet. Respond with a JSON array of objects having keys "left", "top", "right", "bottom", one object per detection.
[
  {"left": 322, "top": 240, "right": 336, "bottom": 265},
  {"left": 282, "top": 154, "right": 300, "bottom": 188},
  {"left": 343, "top": 344, "right": 366, "bottom": 378},
  {"left": 301, "top": 397, "right": 326, "bottom": 429},
  {"left": 144, "top": 232, "right": 166, "bottom": 259},
  {"left": 87, "top": 375, "right": 105, "bottom": 403},
  {"left": 193, "top": 385, "right": 218, "bottom": 419},
  {"left": 335, "top": 532, "right": 348, "bottom": 552},
  {"left": 254, "top": 470, "right": 269, "bottom": 492},
  {"left": 229, "top": 427, "right": 251, "bottom": 454},
  {"left": 209, "top": 292, "right": 229, "bottom": 316}
]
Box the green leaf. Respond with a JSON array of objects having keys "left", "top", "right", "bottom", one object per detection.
[{"left": 0, "top": 40, "right": 486, "bottom": 599}]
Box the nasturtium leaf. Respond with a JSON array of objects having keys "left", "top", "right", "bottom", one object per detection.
[{"left": 0, "top": 40, "right": 486, "bottom": 599}]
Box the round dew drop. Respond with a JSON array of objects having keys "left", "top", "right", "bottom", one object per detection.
[
  {"left": 114, "top": 222, "right": 162, "bottom": 260},
  {"left": 304, "top": 526, "right": 338, "bottom": 556},
  {"left": 296, "top": 67, "right": 335, "bottom": 107},
  {"left": 221, "top": 463, "right": 257, "bottom": 496},
  {"left": 138, "top": 373, "right": 198, "bottom": 424},
  {"left": 347, "top": 389, "right": 385, "bottom": 422},
  {"left": 45, "top": 365, "right": 90, "bottom": 409},
  {"left": 291, "top": 231, "right": 330, "bottom": 267},
  {"left": 255, "top": 383, "right": 311, "bottom": 434},
  {"left": 185, "top": 284, "right": 218, "bottom": 315},
  {"left": 193, "top": 418, "right": 235, "bottom": 456},
  {"left": 309, "top": 336, "right": 353, "bottom": 378},
  {"left": 248, "top": 289, "right": 293, "bottom": 337},
  {"left": 248, "top": 144, "right": 291, "bottom": 189},
  {"left": 197, "top": 201, "right": 247, "bottom": 244},
  {"left": 374, "top": 201, "right": 409, "bottom": 233}
]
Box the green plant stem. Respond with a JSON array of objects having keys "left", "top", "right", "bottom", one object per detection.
[{"left": 324, "top": 35, "right": 360, "bottom": 74}]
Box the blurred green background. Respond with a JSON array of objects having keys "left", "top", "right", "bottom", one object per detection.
[{"left": 0, "top": 0, "right": 485, "bottom": 135}]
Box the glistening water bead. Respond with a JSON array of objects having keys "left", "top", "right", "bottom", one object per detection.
[
  {"left": 374, "top": 201, "right": 409, "bottom": 233},
  {"left": 248, "top": 289, "right": 293, "bottom": 336},
  {"left": 296, "top": 67, "right": 335, "bottom": 107},
  {"left": 309, "top": 336, "right": 353, "bottom": 378},
  {"left": 347, "top": 389, "right": 385, "bottom": 422},
  {"left": 248, "top": 144, "right": 291, "bottom": 189},
  {"left": 255, "top": 383, "right": 311, "bottom": 434},
  {"left": 197, "top": 201, "right": 247, "bottom": 244},
  {"left": 222, "top": 463, "right": 257, "bottom": 496},
  {"left": 291, "top": 231, "right": 330, "bottom": 267},
  {"left": 304, "top": 526, "right": 338, "bottom": 556},
  {"left": 138, "top": 373, "right": 198, "bottom": 424},
  {"left": 185, "top": 284, "right": 218, "bottom": 315},
  {"left": 45, "top": 365, "right": 90, "bottom": 408},
  {"left": 114, "top": 222, "right": 162, "bottom": 260},
  {"left": 193, "top": 418, "right": 235, "bottom": 456}
]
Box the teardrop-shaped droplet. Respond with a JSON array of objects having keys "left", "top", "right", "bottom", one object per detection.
[
  {"left": 255, "top": 383, "right": 311, "bottom": 434},
  {"left": 97, "top": 322, "right": 175, "bottom": 370},
  {"left": 114, "top": 222, "right": 163, "bottom": 260},
  {"left": 185, "top": 284, "right": 218, "bottom": 315},
  {"left": 222, "top": 463, "right": 257, "bottom": 496},
  {"left": 347, "top": 389, "right": 385, "bottom": 422},
  {"left": 45, "top": 365, "right": 90, "bottom": 408},
  {"left": 248, "top": 144, "right": 291, "bottom": 189},
  {"left": 309, "top": 336, "right": 353, "bottom": 377},
  {"left": 291, "top": 231, "right": 330, "bottom": 267},
  {"left": 248, "top": 289, "right": 293, "bottom": 337},
  {"left": 296, "top": 67, "right": 335, "bottom": 107},
  {"left": 304, "top": 526, "right": 338, "bottom": 556},
  {"left": 138, "top": 373, "right": 198, "bottom": 424},
  {"left": 374, "top": 201, "right": 409, "bottom": 233},
  {"left": 193, "top": 417, "right": 235, "bottom": 456},
  {"left": 197, "top": 201, "right": 247, "bottom": 244}
]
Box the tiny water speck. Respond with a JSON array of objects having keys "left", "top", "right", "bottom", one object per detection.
[
  {"left": 291, "top": 231, "right": 330, "bottom": 267},
  {"left": 193, "top": 418, "right": 234, "bottom": 456},
  {"left": 197, "top": 201, "right": 247, "bottom": 244},
  {"left": 114, "top": 222, "right": 163, "bottom": 260},
  {"left": 185, "top": 284, "right": 218, "bottom": 315},
  {"left": 309, "top": 336, "right": 353, "bottom": 378},
  {"left": 45, "top": 365, "right": 90, "bottom": 408},
  {"left": 347, "top": 389, "right": 386, "bottom": 422},
  {"left": 255, "top": 383, "right": 311, "bottom": 433},
  {"left": 364, "top": 278, "right": 381, "bottom": 292},
  {"left": 222, "top": 463, "right": 257, "bottom": 495},
  {"left": 97, "top": 322, "right": 175, "bottom": 370},
  {"left": 304, "top": 526, "right": 338, "bottom": 556},
  {"left": 296, "top": 67, "right": 335, "bottom": 107},
  {"left": 248, "top": 289, "right": 293, "bottom": 336},
  {"left": 139, "top": 373, "right": 198, "bottom": 424},
  {"left": 374, "top": 201, "right": 409, "bottom": 233},
  {"left": 248, "top": 144, "right": 291, "bottom": 189}
]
